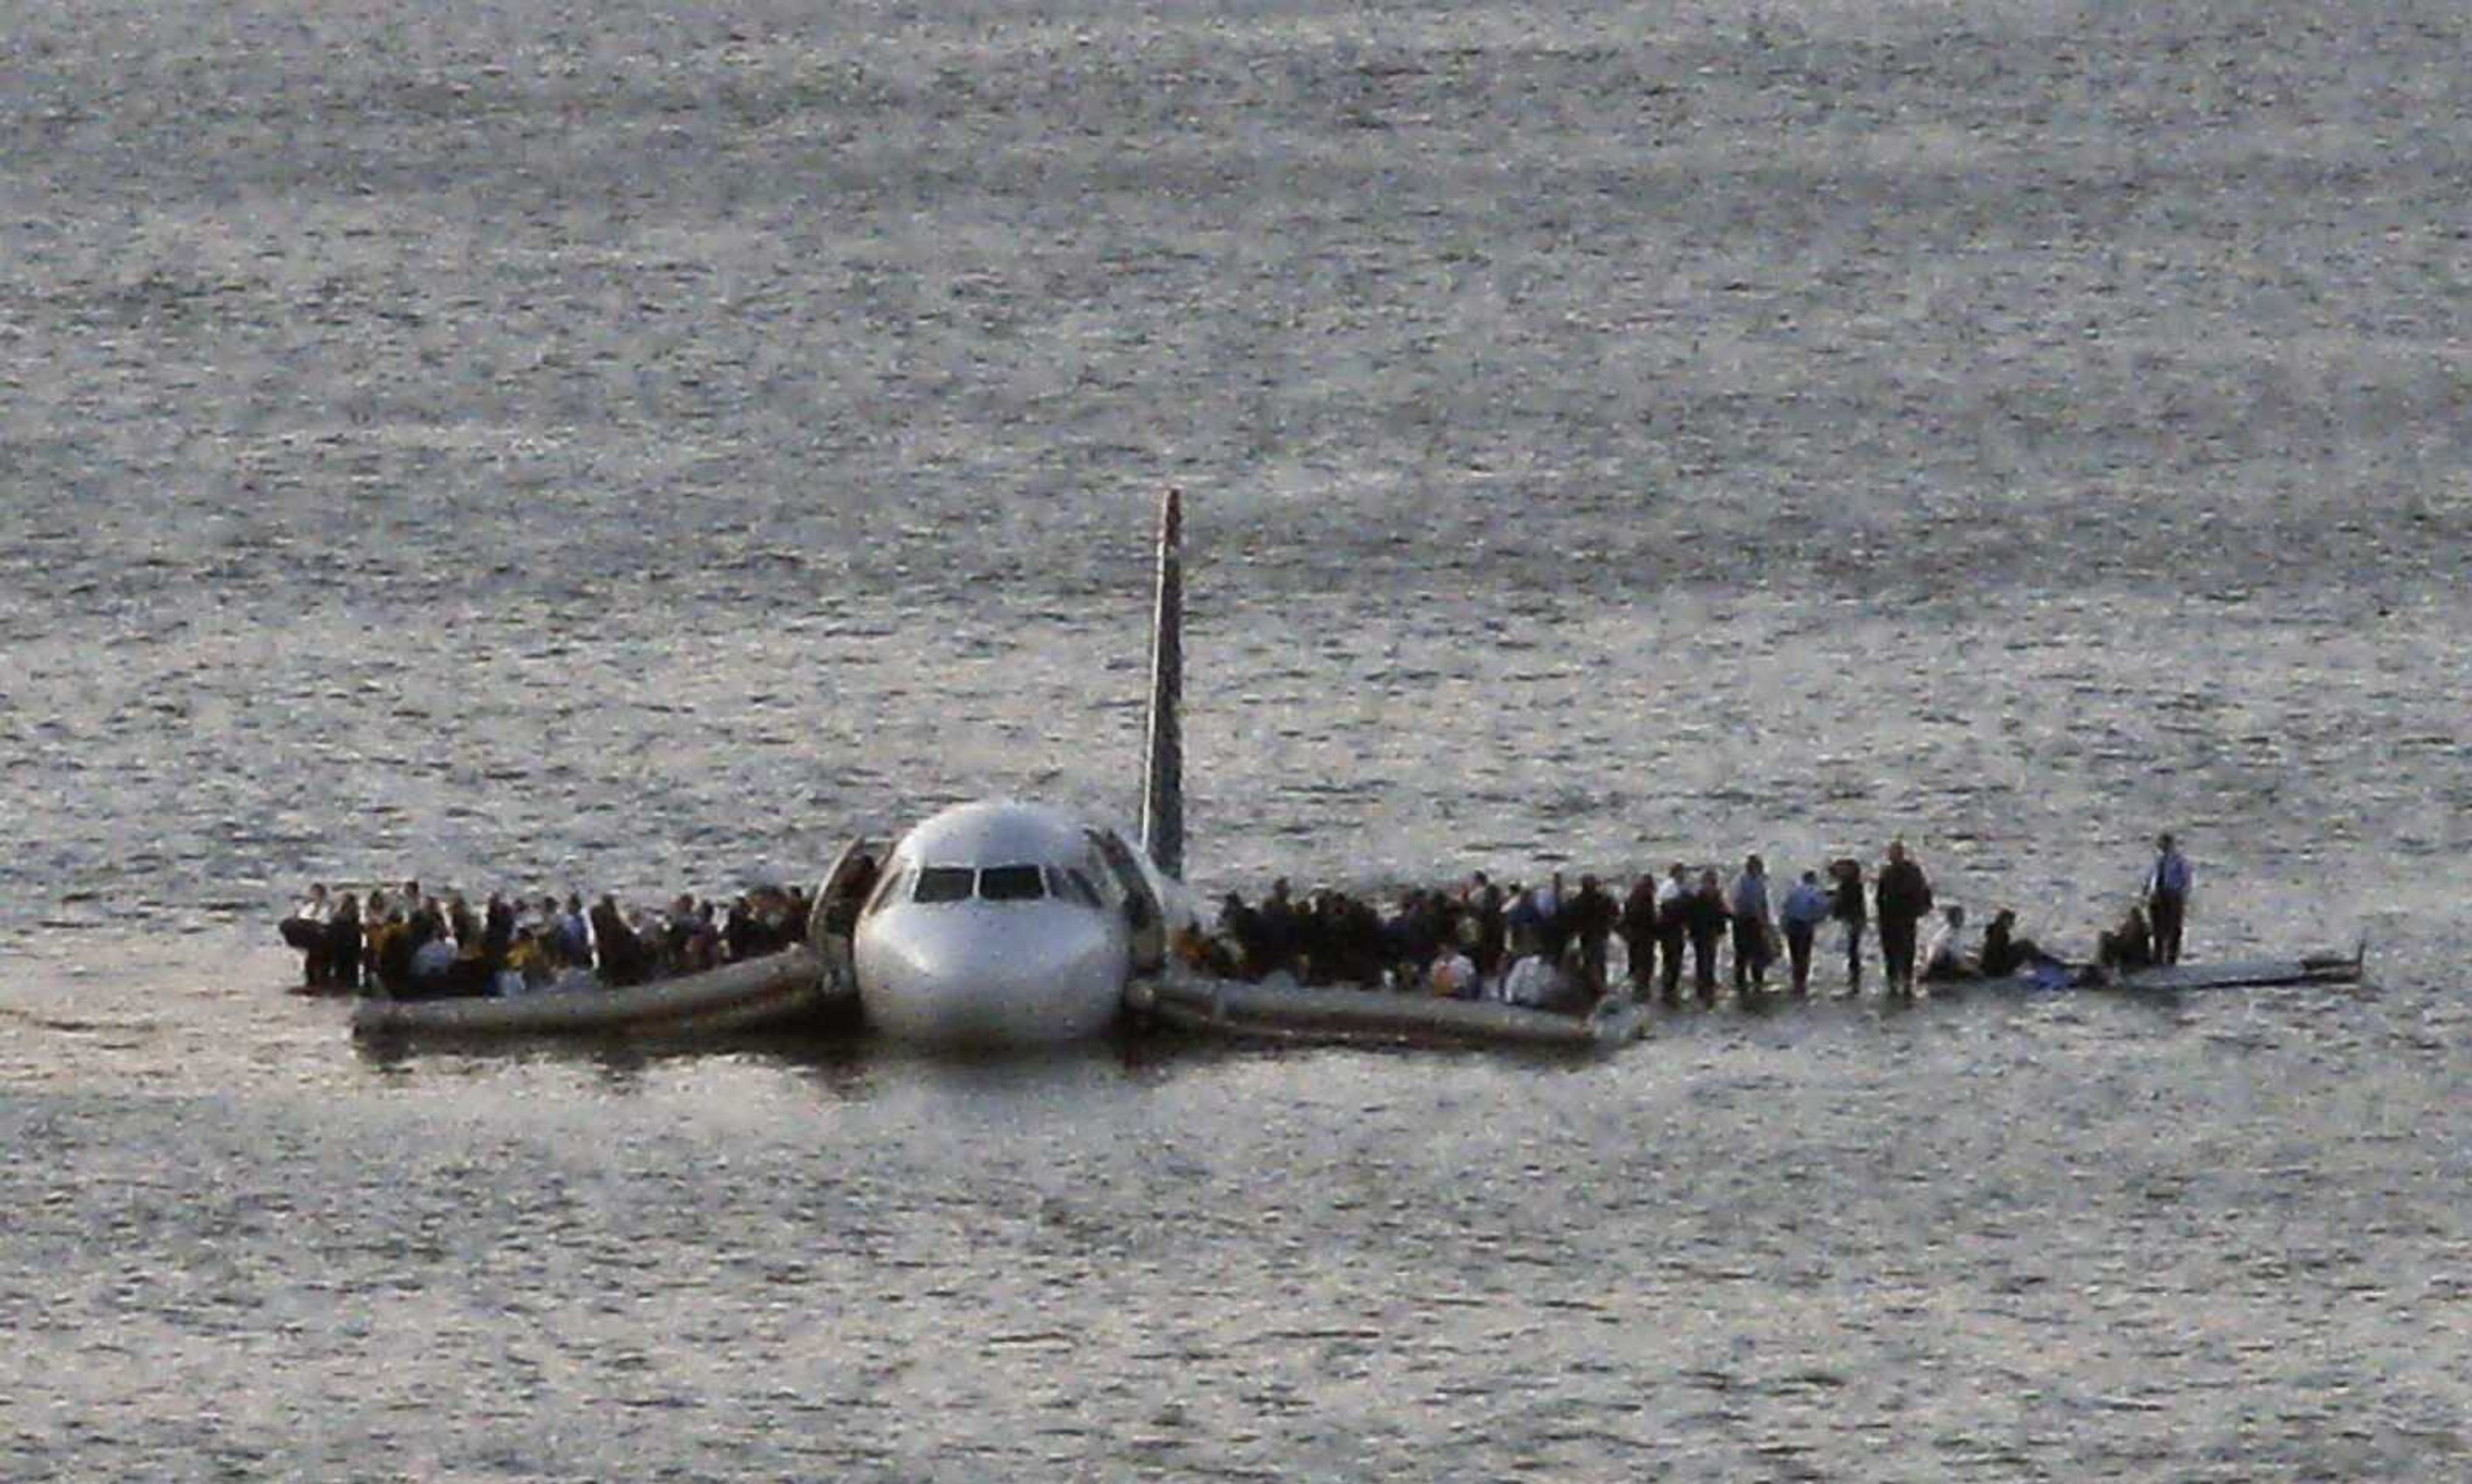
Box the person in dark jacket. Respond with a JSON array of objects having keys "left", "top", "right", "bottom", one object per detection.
[
  {"left": 2097, "top": 905, "right": 2155, "bottom": 973},
  {"left": 1216, "top": 892, "right": 1264, "bottom": 979},
  {"left": 1463, "top": 874, "right": 1503, "bottom": 978},
  {"left": 1470, "top": 876, "right": 1508, "bottom": 980},
  {"left": 324, "top": 894, "right": 363, "bottom": 993},
  {"left": 722, "top": 896, "right": 760, "bottom": 961},
  {"left": 1874, "top": 841, "right": 1935, "bottom": 998},
  {"left": 1257, "top": 878, "right": 1299, "bottom": 981},
  {"left": 1564, "top": 875, "right": 1618, "bottom": 996},
  {"left": 590, "top": 895, "right": 647, "bottom": 987},
  {"left": 482, "top": 893, "right": 516, "bottom": 972},
  {"left": 1619, "top": 875, "right": 1660, "bottom": 997},
  {"left": 1829, "top": 858, "right": 1867, "bottom": 995},
  {"left": 821, "top": 852, "right": 879, "bottom": 941},
  {"left": 1683, "top": 869, "right": 1730, "bottom": 1006},
  {"left": 447, "top": 895, "right": 481, "bottom": 959},
  {"left": 1535, "top": 871, "right": 1571, "bottom": 970},
  {"left": 1980, "top": 908, "right": 2066, "bottom": 978}
]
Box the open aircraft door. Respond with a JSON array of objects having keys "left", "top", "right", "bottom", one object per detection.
[
  {"left": 1089, "top": 829, "right": 1168, "bottom": 972},
  {"left": 808, "top": 837, "right": 879, "bottom": 990}
]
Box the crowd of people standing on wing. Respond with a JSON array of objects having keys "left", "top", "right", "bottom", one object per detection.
[
  {"left": 279, "top": 878, "right": 816, "bottom": 999},
  {"left": 1198, "top": 833, "right": 2196, "bottom": 1010}
]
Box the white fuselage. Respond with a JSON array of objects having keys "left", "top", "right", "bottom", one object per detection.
[{"left": 850, "top": 800, "right": 1194, "bottom": 1046}]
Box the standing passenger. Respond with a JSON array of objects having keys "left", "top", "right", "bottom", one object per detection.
[
  {"left": 1565, "top": 875, "right": 1618, "bottom": 997},
  {"left": 1655, "top": 864, "right": 1692, "bottom": 1004},
  {"left": 361, "top": 889, "right": 391, "bottom": 985},
  {"left": 560, "top": 894, "right": 592, "bottom": 968},
  {"left": 1504, "top": 886, "right": 1543, "bottom": 963},
  {"left": 1729, "top": 854, "right": 1774, "bottom": 996},
  {"left": 1535, "top": 871, "right": 1569, "bottom": 970},
  {"left": 1685, "top": 869, "right": 1729, "bottom": 1006},
  {"left": 374, "top": 909, "right": 417, "bottom": 996},
  {"left": 447, "top": 895, "right": 481, "bottom": 958},
  {"left": 483, "top": 893, "right": 516, "bottom": 971},
  {"left": 2146, "top": 832, "right": 2193, "bottom": 966},
  {"left": 325, "top": 894, "right": 363, "bottom": 993},
  {"left": 1472, "top": 876, "right": 1508, "bottom": 980},
  {"left": 1217, "top": 892, "right": 1263, "bottom": 979},
  {"left": 1619, "top": 875, "right": 1660, "bottom": 997},
  {"left": 1258, "top": 878, "right": 1300, "bottom": 981},
  {"left": 1779, "top": 870, "right": 1830, "bottom": 997},
  {"left": 1829, "top": 858, "right": 1868, "bottom": 995},
  {"left": 1874, "top": 841, "right": 1935, "bottom": 998},
  {"left": 590, "top": 895, "right": 644, "bottom": 987},
  {"left": 282, "top": 883, "right": 333, "bottom": 988}
]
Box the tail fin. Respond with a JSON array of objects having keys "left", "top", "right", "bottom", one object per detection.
[{"left": 1139, "top": 487, "right": 1184, "bottom": 880}]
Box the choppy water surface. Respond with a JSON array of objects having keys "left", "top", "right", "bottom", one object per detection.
[{"left": 3, "top": 1, "right": 2467, "bottom": 1478}]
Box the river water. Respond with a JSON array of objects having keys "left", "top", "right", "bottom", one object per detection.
[{"left": 3, "top": 1, "right": 2467, "bottom": 1478}]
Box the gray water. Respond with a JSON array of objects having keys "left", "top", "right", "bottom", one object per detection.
[{"left": 3, "top": 1, "right": 2468, "bottom": 1478}]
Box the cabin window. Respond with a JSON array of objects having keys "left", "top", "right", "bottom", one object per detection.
[
  {"left": 979, "top": 864, "right": 1047, "bottom": 902},
  {"left": 913, "top": 867, "right": 975, "bottom": 904}
]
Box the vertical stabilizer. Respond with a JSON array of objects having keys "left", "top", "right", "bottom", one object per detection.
[{"left": 1139, "top": 488, "right": 1185, "bottom": 879}]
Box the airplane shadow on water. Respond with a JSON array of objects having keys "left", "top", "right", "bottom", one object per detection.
[
  {"left": 348, "top": 1013, "right": 1233, "bottom": 1099},
  {"left": 341, "top": 973, "right": 2305, "bottom": 1108},
  {"left": 345, "top": 992, "right": 1655, "bottom": 1095}
]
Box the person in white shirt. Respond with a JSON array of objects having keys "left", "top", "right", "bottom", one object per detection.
[
  {"left": 559, "top": 895, "right": 593, "bottom": 968},
  {"left": 411, "top": 932, "right": 458, "bottom": 991},
  {"left": 1501, "top": 952, "right": 1567, "bottom": 1010},
  {"left": 1653, "top": 864, "right": 1692, "bottom": 1003},
  {"left": 281, "top": 884, "right": 333, "bottom": 988},
  {"left": 1428, "top": 947, "right": 1478, "bottom": 1000},
  {"left": 1922, "top": 904, "right": 1977, "bottom": 982}
]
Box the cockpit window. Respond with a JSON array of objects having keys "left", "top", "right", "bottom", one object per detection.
[
  {"left": 979, "top": 864, "right": 1047, "bottom": 902},
  {"left": 913, "top": 867, "right": 975, "bottom": 904},
  {"left": 862, "top": 866, "right": 910, "bottom": 920},
  {"left": 1046, "top": 866, "right": 1104, "bottom": 909}
]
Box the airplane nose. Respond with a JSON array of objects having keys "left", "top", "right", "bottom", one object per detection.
[{"left": 863, "top": 909, "right": 1124, "bottom": 1045}]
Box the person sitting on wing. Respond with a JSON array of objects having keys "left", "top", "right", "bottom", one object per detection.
[
  {"left": 1979, "top": 908, "right": 2069, "bottom": 979},
  {"left": 2097, "top": 904, "right": 2155, "bottom": 972},
  {"left": 1921, "top": 904, "right": 1980, "bottom": 981}
]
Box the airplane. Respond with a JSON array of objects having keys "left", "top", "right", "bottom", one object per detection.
[
  {"left": 832, "top": 488, "right": 1204, "bottom": 1046},
  {"left": 348, "top": 490, "right": 1649, "bottom": 1052}
]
